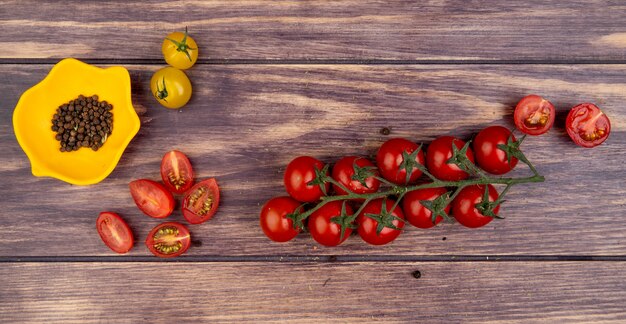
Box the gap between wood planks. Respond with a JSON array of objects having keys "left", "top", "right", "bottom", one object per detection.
[
  {"left": 3, "top": 58, "right": 626, "bottom": 65},
  {"left": 1, "top": 255, "right": 625, "bottom": 263}
]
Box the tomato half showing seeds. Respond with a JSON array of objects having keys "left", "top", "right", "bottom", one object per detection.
[
  {"left": 182, "top": 178, "right": 220, "bottom": 224},
  {"left": 260, "top": 196, "right": 303, "bottom": 243},
  {"left": 96, "top": 212, "right": 134, "bottom": 254},
  {"left": 566, "top": 103, "right": 611, "bottom": 148},
  {"left": 129, "top": 179, "right": 175, "bottom": 219},
  {"left": 331, "top": 156, "right": 380, "bottom": 196},
  {"left": 426, "top": 136, "right": 474, "bottom": 181},
  {"left": 357, "top": 198, "right": 405, "bottom": 245},
  {"left": 514, "top": 95, "right": 555, "bottom": 136},
  {"left": 451, "top": 184, "right": 500, "bottom": 229},
  {"left": 161, "top": 150, "right": 194, "bottom": 194},
  {"left": 284, "top": 156, "right": 329, "bottom": 202},
  {"left": 308, "top": 201, "right": 354, "bottom": 247},
  {"left": 376, "top": 138, "right": 425, "bottom": 185},
  {"left": 401, "top": 187, "right": 450, "bottom": 229},
  {"left": 473, "top": 126, "right": 518, "bottom": 175},
  {"left": 145, "top": 222, "right": 191, "bottom": 258}
]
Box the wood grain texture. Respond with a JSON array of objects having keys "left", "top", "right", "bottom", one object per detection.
[
  {"left": 1, "top": 64, "right": 625, "bottom": 257},
  {"left": 2, "top": 0, "right": 626, "bottom": 61},
  {"left": 0, "top": 261, "right": 625, "bottom": 323}
]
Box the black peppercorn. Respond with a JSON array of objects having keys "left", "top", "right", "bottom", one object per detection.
[{"left": 51, "top": 94, "right": 113, "bottom": 152}]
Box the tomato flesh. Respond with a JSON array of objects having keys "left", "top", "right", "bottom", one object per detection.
[
  {"left": 96, "top": 212, "right": 134, "bottom": 254},
  {"left": 401, "top": 187, "right": 450, "bottom": 229},
  {"left": 426, "top": 136, "right": 474, "bottom": 181},
  {"left": 473, "top": 126, "right": 518, "bottom": 175},
  {"left": 331, "top": 156, "right": 380, "bottom": 196},
  {"left": 161, "top": 150, "right": 194, "bottom": 194},
  {"left": 284, "top": 156, "right": 329, "bottom": 202},
  {"left": 145, "top": 222, "right": 191, "bottom": 258},
  {"left": 514, "top": 95, "right": 555, "bottom": 135},
  {"left": 260, "top": 196, "right": 302, "bottom": 242},
  {"left": 129, "top": 179, "right": 175, "bottom": 219},
  {"left": 566, "top": 103, "right": 611, "bottom": 148},
  {"left": 308, "top": 201, "right": 353, "bottom": 247},
  {"left": 452, "top": 184, "right": 500, "bottom": 228},
  {"left": 376, "top": 138, "right": 425, "bottom": 185},
  {"left": 182, "top": 178, "right": 220, "bottom": 224},
  {"left": 357, "top": 198, "right": 405, "bottom": 245}
]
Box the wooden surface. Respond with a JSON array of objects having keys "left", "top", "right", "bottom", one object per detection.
[{"left": 1, "top": 1, "right": 626, "bottom": 322}]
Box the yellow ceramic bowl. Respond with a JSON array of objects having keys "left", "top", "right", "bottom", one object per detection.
[{"left": 13, "top": 58, "right": 140, "bottom": 185}]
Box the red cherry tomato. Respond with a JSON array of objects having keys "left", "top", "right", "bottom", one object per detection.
[
  {"left": 160, "top": 150, "right": 194, "bottom": 194},
  {"left": 452, "top": 184, "right": 500, "bottom": 228},
  {"left": 426, "top": 136, "right": 474, "bottom": 181},
  {"left": 129, "top": 179, "right": 175, "bottom": 218},
  {"left": 331, "top": 156, "right": 380, "bottom": 195},
  {"left": 473, "top": 126, "right": 518, "bottom": 175},
  {"left": 566, "top": 103, "right": 611, "bottom": 148},
  {"left": 284, "top": 156, "right": 329, "bottom": 202},
  {"left": 357, "top": 198, "right": 405, "bottom": 245},
  {"left": 260, "top": 196, "right": 303, "bottom": 242},
  {"left": 96, "top": 212, "right": 134, "bottom": 254},
  {"left": 308, "top": 201, "right": 353, "bottom": 247},
  {"left": 376, "top": 138, "right": 425, "bottom": 185},
  {"left": 182, "top": 178, "right": 220, "bottom": 224},
  {"left": 401, "top": 187, "right": 450, "bottom": 229},
  {"left": 145, "top": 222, "right": 191, "bottom": 258},
  {"left": 514, "top": 95, "right": 555, "bottom": 135}
]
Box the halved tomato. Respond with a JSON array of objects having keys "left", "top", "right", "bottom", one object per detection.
[
  {"left": 566, "top": 103, "right": 611, "bottom": 148},
  {"left": 129, "top": 179, "right": 175, "bottom": 218},
  {"left": 96, "top": 212, "right": 134, "bottom": 254},
  {"left": 161, "top": 150, "right": 194, "bottom": 194},
  {"left": 182, "top": 178, "right": 220, "bottom": 224},
  {"left": 513, "top": 95, "right": 555, "bottom": 135},
  {"left": 145, "top": 222, "right": 191, "bottom": 258}
]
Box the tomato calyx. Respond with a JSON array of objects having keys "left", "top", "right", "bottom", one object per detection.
[
  {"left": 419, "top": 191, "right": 453, "bottom": 224},
  {"left": 155, "top": 77, "right": 168, "bottom": 102},
  {"left": 398, "top": 145, "right": 424, "bottom": 184},
  {"left": 446, "top": 140, "right": 478, "bottom": 175},
  {"left": 306, "top": 164, "right": 331, "bottom": 195},
  {"left": 284, "top": 204, "right": 308, "bottom": 230},
  {"left": 330, "top": 201, "right": 357, "bottom": 241},
  {"left": 165, "top": 26, "right": 197, "bottom": 62},
  {"left": 364, "top": 198, "right": 405, "bottom": 234},
  {"left": 474, "top": 186, "right": 504, "bottom": 219},
  {"left": 495, "top": 134, "right": 538, "bottom": 175},
  {"left": 351, "top": 162, "right": 377, "bottom": 189}
]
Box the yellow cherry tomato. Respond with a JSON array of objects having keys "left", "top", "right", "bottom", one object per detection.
[
  {"left": 162, "top": 27, "right": 198, "bottom": 70},
  {"left": 150, "top": 67, "right": 192, "bottom": 109}
]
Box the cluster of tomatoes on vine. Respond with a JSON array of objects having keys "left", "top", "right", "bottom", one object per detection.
[
  {"left": 260, "top": 95, "right": 611, "bottom": 247},
  {"left": 96, "top": 150, "right": 220, "bottom": 258}
]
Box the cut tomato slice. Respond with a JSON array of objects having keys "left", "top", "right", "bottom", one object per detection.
[
  {"left": 514, "top": 95, "right": 555, "bottom": 135},
  {"left": 96, "top": 212, "right": 134, "bottom": 254},
  {"left": 566, "top": 103, "right": 611, "bottom": 148},
  {"left": 129, "top": 179, "right": 175, "bottom": 218},
  {"left": 182, "top": 178, "right": 220, "bottom": 224},
  {"left": 145, "top": 222, "right": 191, "bottom": 258},
  {"left": 161, "top": 150, "right": 194, "bottom": 194}
]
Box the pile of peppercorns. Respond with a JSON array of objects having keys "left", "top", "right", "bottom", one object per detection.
[{"left": 51, "top": 94, "right": 113, "bottom": 152}]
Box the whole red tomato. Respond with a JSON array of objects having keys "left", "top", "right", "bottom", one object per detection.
[
  {"left": 452, "top": 184, "right": 500, "bottom": 228},
  {"left": 566, "top": 103, "right": 611, "bottom": 148},
  {"left": 260, "top": 196, "right": 303, "bottom": 243},
  {"left": 308, "top": 201, "right": 354, "bottom": 247},
  {"left": 514, "top": 95, "right": 555, "bottom": 136},
  {"left": 284, "top": 156, "right": 330, "bottom": 202},
  {"left": 401, "top": 187, "right": 450, "bottom": 229},
  {"left": 473, "top": 126, "right": 518, "bottom": 175},
  {"left": 332, "top": 156, "right": 380, "bottom": 195},
  {"left": 357, "top": 198, "right": 405, "bottom": 245},
  {"left": 376, "top": 138, "right": 425, "bottom": 185},
  {"left": 426, "top": 136, "right": 474, "bottom": 181}
]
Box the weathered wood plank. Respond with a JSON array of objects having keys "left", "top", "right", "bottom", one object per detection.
[
  {"left": 1, "top": 261, "right": 625, "bottom": 323},
  {"left": 1, "top": 1, "right": 626, "bottom": 61},
  {"left": 1, "top": 64, "right": 625, "bottom": 256}
]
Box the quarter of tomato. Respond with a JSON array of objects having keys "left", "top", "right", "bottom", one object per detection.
[
  {"left": 182, "top": 178, "right": 220, "bottom": 224},
  {"left": 357, "top": 198, "right": 405, "bottom": 245},
  {"left": 260, "top": 196, "right": 303, "bottom": 243},
  {"left": 162, "top": 27, "right": 198, "bottom": 70},
  {"left": 514, "top": 95, "right": 555, "bottom": 135},
  {"left": 129, "top": 179, "right": 175, "bottom": 218},
  {"left": 308, "top": 201, "right": 354, "bottom": 247},
  {"left": 145, "top": 222, "right": 191, "bottom": 258},
  {"left": 376, "top": 138, "right": 425, "bottom": 185},
  {"left": 160, "top": 150, "right": 194, "bottom": 194},
  {"left": 401, "top": 187, "right": 450, "bottom": 229},
  {"left": 566, "top": 103, "right": 611, "bottom": 148},
  {"left": 150, "top": 67, "right": 192, "bottom": 109},
  {"left": 96, "top": 212, "right": 134, "bottom": 254},
  {"left": 451, "top": 184, "right": 500, "bottom": 228},
  {"left": 331, "top": 156, "right": 380, "bottom": 195},
  {"left": 473, "top": 126, "right": 518, "bottom": 175},
  {"left": 284, "top": 156, "right": 329, "bottom": 202},
  {"left": 426, "top": 136, "right": 474, "bottom": 181}
]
